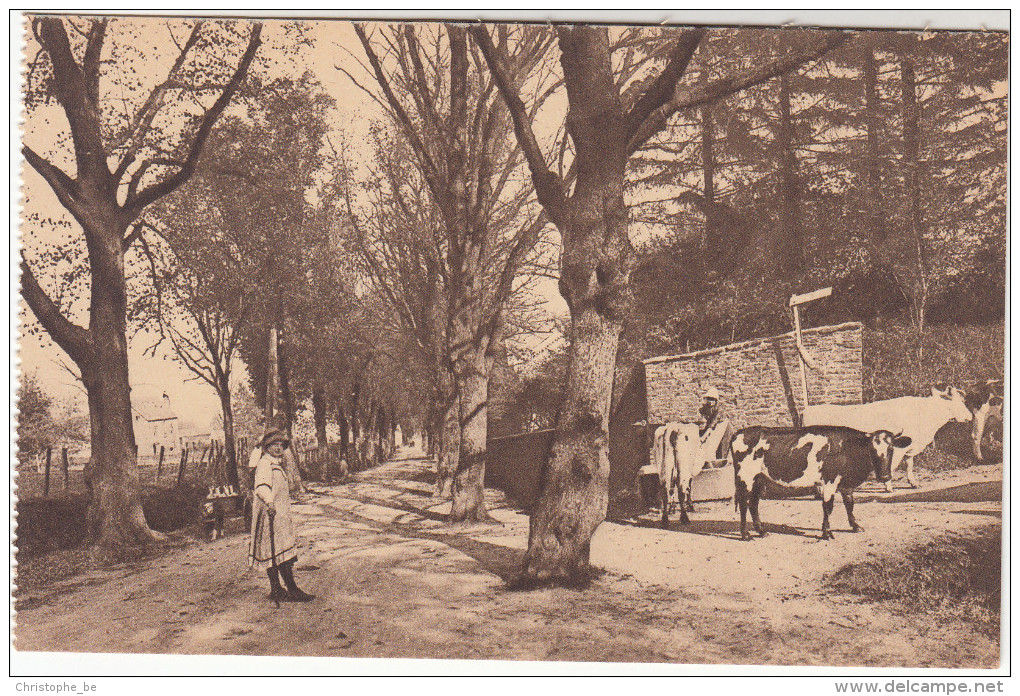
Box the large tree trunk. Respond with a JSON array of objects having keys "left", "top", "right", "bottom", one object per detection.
[
  {"left": 434, "top": 366, "right": 459, "bottom": 498},
  {"left": 473, "top": 22, "right": 843, "bottom": 587},
  {"left": 350, "top": 385, "right": 363, "bottom": 470},
  {"left": 217, "top": 377, "right": 239, "bottom": 489},
  {"left": 338, "top": 408, "right": 350, "bottom": 463},
  {"left": 360, "top": 402, "right": 379, "bottom": 468},
  {"left": 278, "top": 336, "right": 295, "bottom": 433},
  {"left": 85, "top": 229, "right": 161, "bottom": 558},
  {"left": 265, "top": 325, "right": 281, "bottom": 421},
  {"left": 521, "top": 26, "right": 633, "bottom": 583},
  {"left": 21, "top": 17, "right": 261, "bottom": 562},
  {"left": 81, "top": 370, "right": 101, "bottom": 529},
  {"left": 901, "top": 54, "right": 929, "bottom": 365},
  {"left": 312, "top": 386, "right": 328, "bottom": 448},
  {"left": 448, "top": 303, "right": 493, "bottom": 521},
  {"left": 375, "top": 404, "right": 388, "bottom": 463}
]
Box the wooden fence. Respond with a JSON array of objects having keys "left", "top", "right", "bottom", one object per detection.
[{"left": 17, "top": 438, "right": 252, "bottom": 500}]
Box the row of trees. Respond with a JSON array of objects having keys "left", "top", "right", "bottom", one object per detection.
[{"left": 21, "top": 18, "right": 1005, "bottom": 585}]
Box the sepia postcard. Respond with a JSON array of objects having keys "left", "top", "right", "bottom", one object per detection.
[{"left": 10, "top": 9, "right": 1008, "bottom": 684}]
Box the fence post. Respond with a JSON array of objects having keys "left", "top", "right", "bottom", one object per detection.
[
  {"left": 44, "top": 447, "right": 52, "bottom": 497},
  {"left": 61, "top": 448, "right": 69, "bottom": 490},
  {"left": 177, "top": 446, "right": 189, "bottom": 487},
  {"left": 155, "top": 445, "right": 165, "bottom": 483}
]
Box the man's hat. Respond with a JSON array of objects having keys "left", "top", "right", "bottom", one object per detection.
[
  {"left": 259, "top": 428, "right": 290, "bottom": 450},
  {"left": 702, "top": 387, "right": 721, "bottom": 401}
]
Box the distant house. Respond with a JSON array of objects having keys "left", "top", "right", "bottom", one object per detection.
[{"left": 133, "top": 393, "right": 180, "bottom": 457}]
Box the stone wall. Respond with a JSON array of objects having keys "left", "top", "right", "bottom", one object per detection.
[
  {"left": 485, "top": 323, "right": 864, "bottom": 516},
  {"left": 643, "top": 322, "right": 863, "bottom": 429}
]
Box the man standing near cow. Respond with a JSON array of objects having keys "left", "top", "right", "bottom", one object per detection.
[{"left": 699, "top": 387, "right": 735, "bottom": 464}]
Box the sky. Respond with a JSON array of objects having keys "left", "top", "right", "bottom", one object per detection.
[{"left": 14, "top": 11, "right": 1008, "bottom": 432}]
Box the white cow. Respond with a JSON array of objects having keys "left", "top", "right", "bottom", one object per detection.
[
  {"left": 803, "top": 386, "right": 973, "bottom": 492},
  {"left": 639, "top": 422, "right": 703, "bottom": 528}
]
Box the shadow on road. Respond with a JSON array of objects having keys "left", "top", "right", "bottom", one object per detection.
[
  {"left": 857, "top": 481, "right": 1002, "bottom": 504},
  {"left": 950, "top": 509, "right": 1002, "bottom": 518},
  {"left": 416, "top": 532, "right": 525, "bottom": 583},
  {"left": 612, "top": 515, "right": 812, "bottom": 541}
]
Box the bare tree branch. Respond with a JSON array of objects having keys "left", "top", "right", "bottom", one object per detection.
[
  {"left": 622, "top": 28, "right": 705, "bottom": 145},
  {"left": 354, "top": 24, "right": 444, "bottom": 199},
  {"left": 125, "top": 23, "right": 262, "bottom": 217},
  {"left": 627, "top": 31, "right": 849, "bottom": 155},
  {"left": 112, "top": 21, "right": 205, "bottom": 180},
  {"left": 22, "top": 144, "right": 83, "bottom": 221},
  {"left": 470, "top": 25, "right": 567, "bottom": 226},
  {"left": 20, "top": 255, "right": 92, "bottom": 365}
]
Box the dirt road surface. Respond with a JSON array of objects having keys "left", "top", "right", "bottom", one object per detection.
[{"left": 14, "top": 448, "right": 1001, "bottom": 667}]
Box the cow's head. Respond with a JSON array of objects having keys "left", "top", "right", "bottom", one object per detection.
[
  {"left": 869, "top": 430, "right": 912, "bottom": 482},
  {"left": 931, "top": 385, "right": 973, "bottom": 422}
]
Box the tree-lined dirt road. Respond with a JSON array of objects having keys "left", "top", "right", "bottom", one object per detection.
[{"left": 14, "top": 448, "right": 1001, "bottom": 667}]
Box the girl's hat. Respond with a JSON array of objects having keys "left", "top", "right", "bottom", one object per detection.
[{"left": 259, "top": 428, "right": 290, "bottom": 449}]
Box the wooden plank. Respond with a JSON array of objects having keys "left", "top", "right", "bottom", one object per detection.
[
  {"left": 792, "top": 304, "right": 809, "bottom": 416},
  {"left": 177, "top": 446, "right": 189, "bottom": 486},
  {"left": 155, "top": 445, "right": 165, "bottom": 483},
  {"left": 789, "top": 286, "right": 832, "bottom": 307}
]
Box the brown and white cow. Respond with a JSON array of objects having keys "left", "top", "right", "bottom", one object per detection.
[
  {"left": 803, "top": 386, "right": 972, "bottom": 491},
  {"left": 639, "top": 422, "right": 702, "bottom": 528},
  {"left": 965, "top": 379, "right": 1004, "bottom": 461},
  {"left": 730, "top": 426, "right": 911, "bottom": 541}
]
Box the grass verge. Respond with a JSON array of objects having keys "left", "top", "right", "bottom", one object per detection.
[
  {"left": 14, "top": 483, "right": 210, "bottom": 593},
  {"left": 826, "top": 524, "right": 1001, "bottom": 638}
]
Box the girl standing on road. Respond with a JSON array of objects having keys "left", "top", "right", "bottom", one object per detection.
[{"left": 247, "top": 428, "right": 315, "bottom": 603}]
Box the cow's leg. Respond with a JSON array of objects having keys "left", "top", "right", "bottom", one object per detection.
[
  {"left": 820, "top": 496, "right": 836, "bottom": 541},
  {"left": 904, "top": 454, "right": 919, "bottom": 489},
  {"left": 660, "top": 481, "right": 670, "bottom": 530},
  {"left": 678, "top": 484, "right": 692, "bottom": 525},
  {"left": 749, "top": 476, "right": 767, "bottom": 538},
  {"left": 820, "top": 478, "right": 839, "bottom": 540},
  {"left": 886, "top": 448, "right": 908, "bottom": 493},
  {"left": 736, "top": 479, "right": 751, "bottom": 541},
  {"left": 972, "top": 407, "right": 988, "bottom": 461},
  {"left": 841, "top": 488, "right": 862, "bottom": 532}
]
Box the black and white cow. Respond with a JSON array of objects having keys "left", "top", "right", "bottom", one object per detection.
[
  {"left": 730, "top": 426, "right": 912, "bottom": 541},
  {"left": 964, "top": 379, "right": 1004, "bottom": 461}
]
